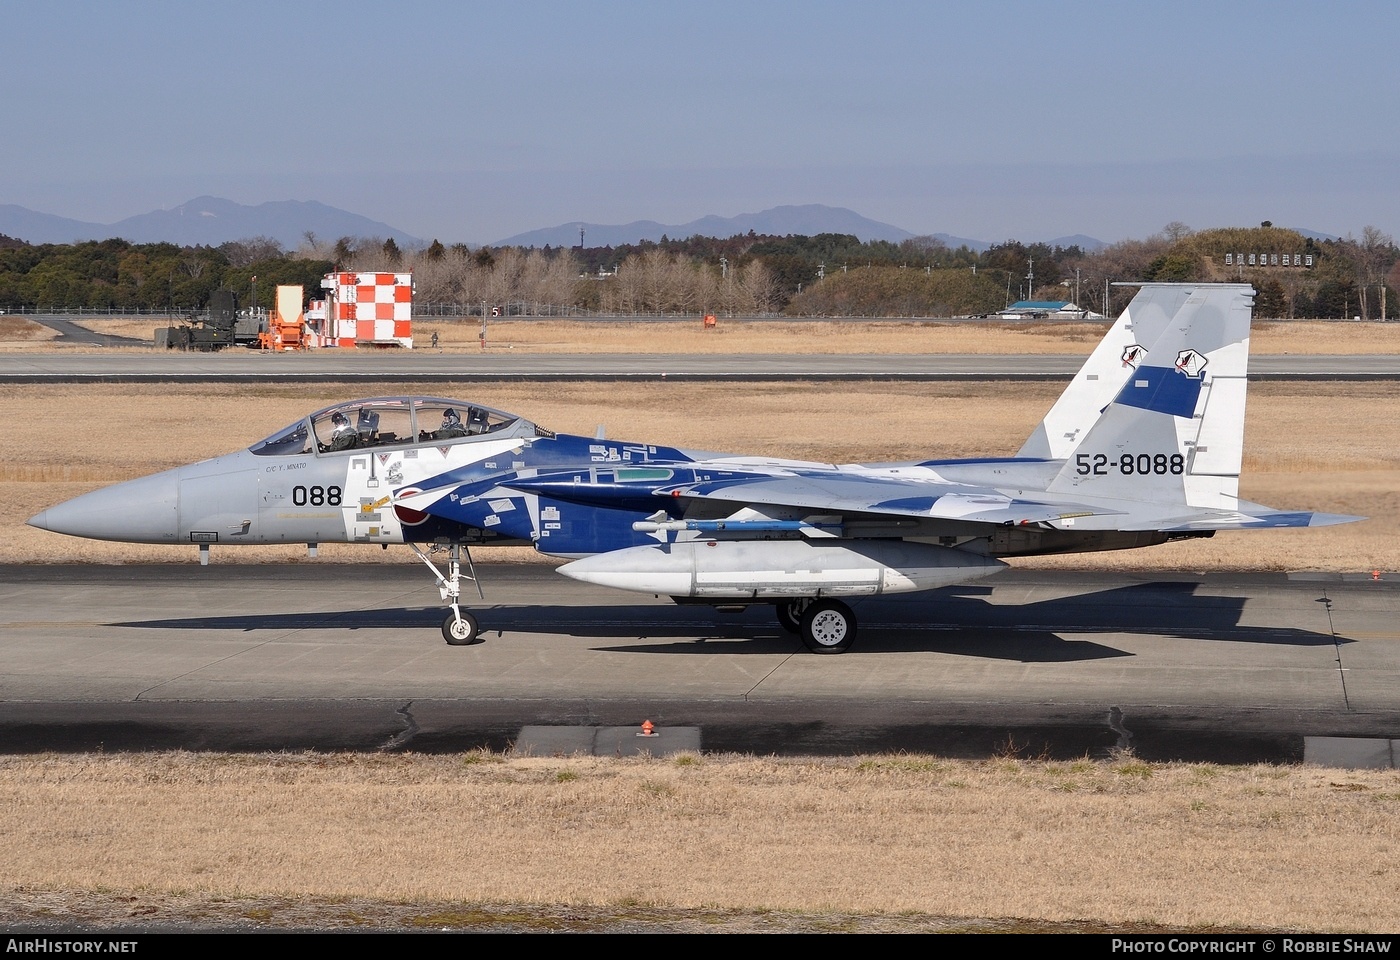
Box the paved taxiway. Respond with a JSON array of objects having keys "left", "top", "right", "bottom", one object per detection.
[
  {"left": 2, "top": 563, "right": 1395, "bottom": 761},
  {"left": 3, "top": 351, "right": 1399, "bottom": 382}
]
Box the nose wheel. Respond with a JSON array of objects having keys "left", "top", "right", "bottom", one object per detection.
[
  {"left": 411, "top": 542, "right": 486, "bottom": 646},
  {"left": 442, "top": 607, "right": 481, "bottom": 645}
]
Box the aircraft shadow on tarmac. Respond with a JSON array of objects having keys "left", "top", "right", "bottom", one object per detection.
[{"left": 114, "top": 581, "right": 1347, "bottom": 664}]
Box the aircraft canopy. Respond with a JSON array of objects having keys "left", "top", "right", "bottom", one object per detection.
[{"left": 249, "top": 396, "right": 541, "bottom": 457}]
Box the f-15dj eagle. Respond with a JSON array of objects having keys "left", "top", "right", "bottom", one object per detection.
[{"left": 29, "top": 283, "right": 1359, "bottom": 653}]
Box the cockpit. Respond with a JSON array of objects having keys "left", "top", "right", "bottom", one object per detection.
[{"left": 249, "top": 396, "right": 550, "bottom": 457}]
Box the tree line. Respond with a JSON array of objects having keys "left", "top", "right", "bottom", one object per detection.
[
  {"left": 2, "top": 221, "right": 1396, "bottom": 319},
  {"left": 0, "top": 236, "right": 329, "bottom": 313}
]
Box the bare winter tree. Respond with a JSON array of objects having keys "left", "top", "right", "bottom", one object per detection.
[
  {"left": 288, "top": 239, "right": 584, "bottom": 315},
  {"left": 342, "top": 238, "right": 387, "bottom": 271},
  {"left": 515, "top": 249, "right": 566, "bottom": 307},
  {"left": 219, "top": 236, "right": 285, "bottom": 267},
  {"left": 410, "top": 245, "right": 477, "bottom": 303},
  {"left": 739, "top": 260, "right": 779, "bottom": 315},
  {"left": 646, "top": 249, "right": 678, "bottom": 313},
  {"left": 297, "top": 231, "right": 334, "bottom": 260},
  {"left": 1063, "top": 236, "right": 1172, "bottom": 316},
  {"left": 667, "top": 255, "right": 708, "bottom": 315},
  {"left": 1356, "top": 226, "right": 1394, "bottom": 320},
  {"left": 535, "top": 251, "right": 582, "bottom": 310}
]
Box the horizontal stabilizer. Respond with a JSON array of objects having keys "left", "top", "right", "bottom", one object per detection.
[{"left": 1123, "top": 509, "right": 1365, "bottom": 532}]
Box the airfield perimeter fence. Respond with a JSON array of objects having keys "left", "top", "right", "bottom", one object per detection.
[
  {"left": 417, "top": 302, "right": 781, "bottom": 321},
  {"left": 3, "top": 305, "right": 202, "bottom": 317},
  {"left": 7, "top": 303, "right": 1381, "bottom": 323},
  {"left": 6, "top": 302, "right": 779, "bottom": 321},
  {"left": 0, "top": 302, "right": 595, "bottom": 318},
  {"left": 2, "top": 302, "right": 771, "bottom": 319}
]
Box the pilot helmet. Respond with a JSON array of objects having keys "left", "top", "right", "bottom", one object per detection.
[
  {"left": 443, "top": 408, "right": 460, "bottom": 424},
  {"left": 332, "top": 411, "right": 348, "bottom": 425}
]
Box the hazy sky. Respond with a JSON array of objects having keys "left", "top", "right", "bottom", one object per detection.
[{"left": 4, "top": 0, "right": 1396, "bottom": 244}]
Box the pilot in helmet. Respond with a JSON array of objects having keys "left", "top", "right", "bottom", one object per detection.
[
  {"left": 331, "top": 411, "right": 355, "bottom": 439},
  {"left": 438, "top": 407, "right": 467, "bottom": 439}
]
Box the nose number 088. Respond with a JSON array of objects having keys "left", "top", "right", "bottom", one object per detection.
[{"left": 292, "top": 485, "right": 343, "bottom": 506}]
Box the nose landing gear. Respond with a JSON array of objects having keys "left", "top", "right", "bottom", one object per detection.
[{"left": 410, "top": 542, "right": 486, "bottom": 645}]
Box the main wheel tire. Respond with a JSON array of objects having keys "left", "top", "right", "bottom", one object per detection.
[
  {"left": 775, "top": 599, "right": 811, "bottom": 634},
  {"left": 442, "top": 610, "right": 481, "bottom": 646},
  {"left": 799, "top": 599, "right": 856, "bottom": 654}
]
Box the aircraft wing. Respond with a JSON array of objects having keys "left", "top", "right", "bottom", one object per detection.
[
  {"left": 660, "top": 472, "right": 1361, "bottom": 532},
  {"left": 659, "top": 472, "right": 1123, "bottom": 526}
]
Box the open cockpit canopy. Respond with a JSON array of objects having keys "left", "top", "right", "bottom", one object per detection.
[{"left": 249, "top": 396, "right": 546, "bottom": 457}]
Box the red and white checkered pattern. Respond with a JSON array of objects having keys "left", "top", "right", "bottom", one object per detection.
[{"left": 316, "top": 272, "right": 414, "bottom": 348}]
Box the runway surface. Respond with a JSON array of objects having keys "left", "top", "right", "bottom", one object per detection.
[
  {"left": 3, "top": 351, "right": 1399, "bottom": 382},
  {"left": 2, "top": 563, "right": 1395, "bottom": 761}
]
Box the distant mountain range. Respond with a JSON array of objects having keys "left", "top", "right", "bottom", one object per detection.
[
  {"left": 497, "top": 204, "right": 919, "bottom": 247},
  {"left": 0, "top": 196, "right": 420, "bottom": 248},
  {"left": 19, "top": 194, "right": 1323, "bottom": 253},
  {"left": 1046, "top": 234, "right": 1108, "bottom": 251},
  {"left": 497, "top": 206, "right": 1113, "bottom": 252}
]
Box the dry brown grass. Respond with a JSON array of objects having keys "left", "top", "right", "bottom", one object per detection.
[
  {"left": 1, "top": 752, "right": 1397, "bottom": 931},
  {"left": 51, "top": 316, "right": 1400, "bottom": 355},
  {"left": 0, "top": 316, "right": 59, "bottom": 343},
  {"left": 6, "top": 380, "right": 1396, "bottom": 570},
  {"left": 1253, "top": 320, "right": 1400, "bottom": 354}
]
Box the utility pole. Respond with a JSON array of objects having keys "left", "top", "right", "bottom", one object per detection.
[{"left": 1025, "top": 258, "right": 1034, "bottom": 300}]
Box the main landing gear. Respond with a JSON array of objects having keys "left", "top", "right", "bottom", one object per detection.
[
  {"left": 410, "top": 543, "right": 485, "bottom": 645},
  {"left": 774, "top": 597, "right": 858, "bottom": 654}
]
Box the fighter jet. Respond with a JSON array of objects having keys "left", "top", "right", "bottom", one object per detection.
[{"left": 28, "top": 283, "right": 1359, "bottom": 653}]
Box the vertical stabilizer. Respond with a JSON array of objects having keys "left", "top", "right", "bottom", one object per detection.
[
  {"left": 1045, "top": 284, "right": 1254, "bottom": 509},
  {"left": 1017, "top": 285, "right": 1199, "bottom": 459}
]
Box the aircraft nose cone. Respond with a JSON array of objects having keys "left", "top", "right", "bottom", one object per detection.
[{"left": 27, "top": 469, "right": 180, "bottom": 543}]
